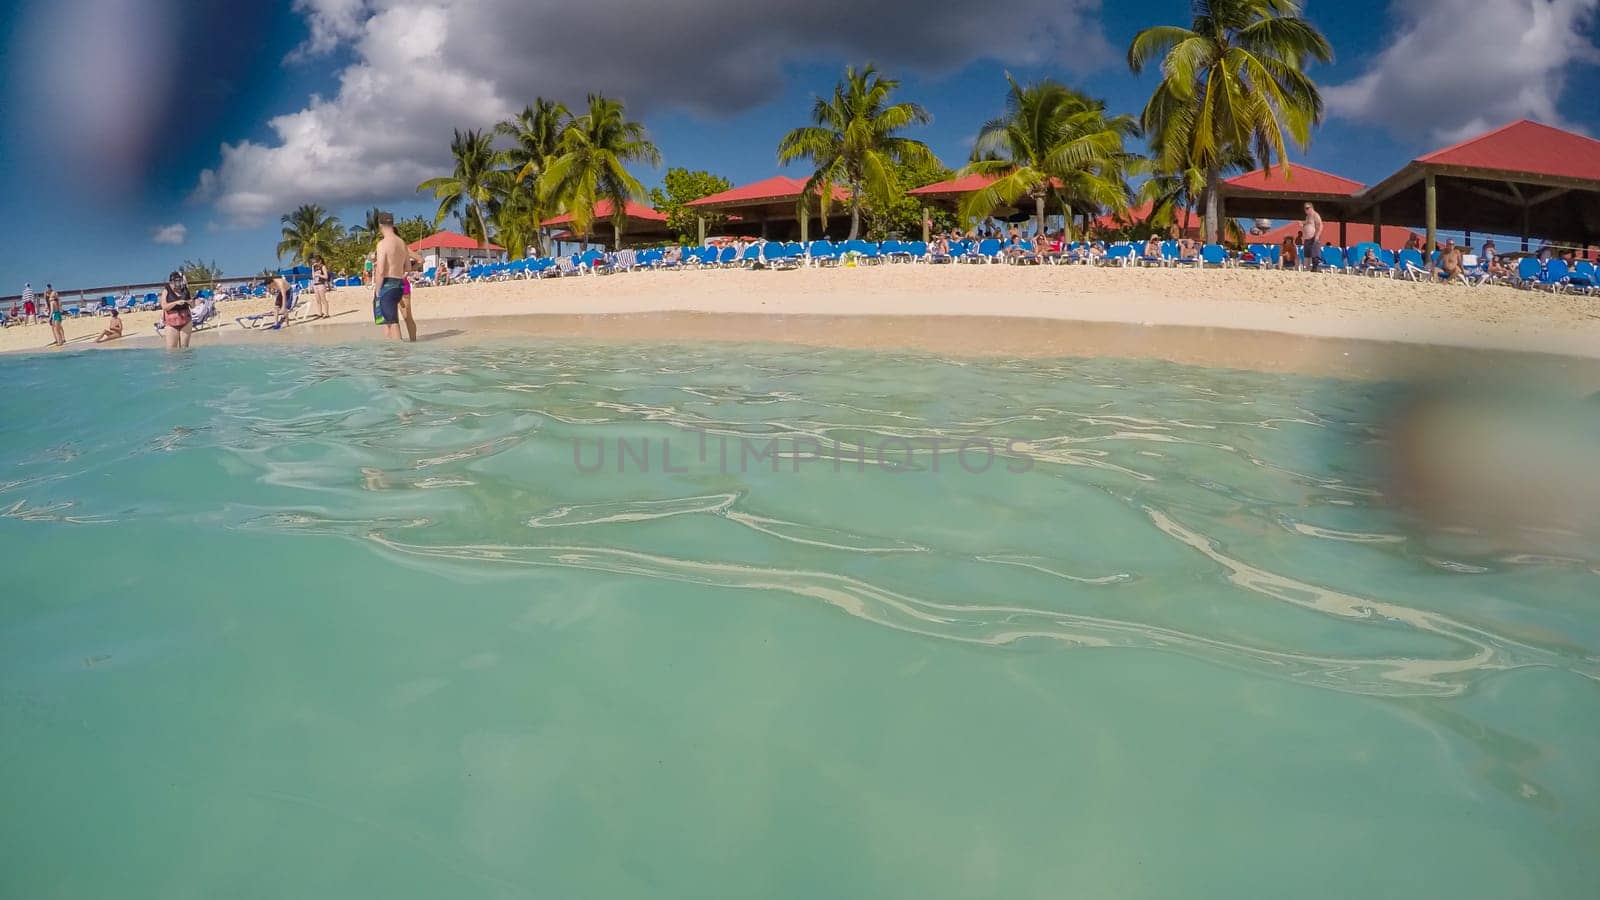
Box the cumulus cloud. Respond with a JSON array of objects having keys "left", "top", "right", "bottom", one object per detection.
[
  {"left": 198, "top": 0, "right": 1109, "bottom": 225},
  {"left": 1325, "top": 0, "right": 1600, "bottom": 143},
  {"left": 288, "top": 0, "right": 371, "bottom": 59},
  {"left": 151, "top": 223, "right": 188, "bottom": 245}
]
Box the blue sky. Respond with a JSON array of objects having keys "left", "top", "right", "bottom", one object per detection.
[{"left": 3, "top": 0, "right": 1597, "bottom": 292}]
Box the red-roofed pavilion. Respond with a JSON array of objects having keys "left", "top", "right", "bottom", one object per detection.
[
  {"left": 1218, "top": 164, "right": 1366, "bottom": 245},
  {"left": 1355, "top": 120, "right": 1600, "bottom": 251},
  {"left": 542, "top": 200, "right": 672, "bottom": 248},
  {"left": 686, "top": 176, "right": 850, "bottom": 243},
  {"left": 408, "top": 230, "right": 506, "bottom": 270}
]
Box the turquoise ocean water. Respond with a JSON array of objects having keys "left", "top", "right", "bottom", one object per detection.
[{"left": 2, "top": 341, "right": 1596, "bottom": 898}]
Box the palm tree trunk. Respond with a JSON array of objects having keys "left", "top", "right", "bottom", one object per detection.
[
  {"left": 475, "top": 203, "right": 489, "bottom": 251},
  {"left": 848, "top": 179, "right": 862, "bottom": 240},
  {"left": 1203, "top": 167, "right": 1221, "bottom": 245},
  {"left": 1034, "top": 193, "right": 1046, "bottom": 239},
  {"left": 1063, "top": 203, "right": 1074, "bottom": 242}
]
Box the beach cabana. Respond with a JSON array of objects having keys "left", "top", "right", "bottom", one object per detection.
[
  {"left": 686, "top": 176, "right": 850, "bottom": 244},
  {"left": 542, "top": 200, "right": 672, "bottom": 249},
  {"left": 1219, "top": 165, "right": 1366, "bottom": 246},
  {"left": 1352, "top": 120, "right": 1600, "bottom": 252},
  {"left": 409, "top": 231, "right": 506, "bottom": 273}
]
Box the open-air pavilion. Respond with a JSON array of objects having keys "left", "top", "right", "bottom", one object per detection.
[
  {"left": 686, "top": 176, "right": 851, "bottom": 244},
  {"left": 408, "top": 231, "right": 506, "bottom": 273},
  {"left": 1351, "top": 120, "right": 1600, "bottom": 253},
  {"left": 1218, "top": 164, "right": 1366, "bottom": 246},
  {"left": 542, "top": 200, "right": 673, "bottom": 249}
]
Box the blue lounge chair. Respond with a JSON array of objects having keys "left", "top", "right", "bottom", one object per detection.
[
  {"left": 1396, "top": 249, "right": 1428, "bottom": 281},
  {"left": 235, "top": 286, "right": 296, "bottom": 330},
  {"left": 1162, "top": 241, "right": 1200, "bottom": 267},
  {"left": 1320, "top": 245, "right": 1348, "bottom": 273},
  {"left": 1200, "top": 244, "right": 1229, "bottom": 267},
  {"left": 1103, "top": 244, "right": 1134, "bottom": 266},
  {"left": 1567, "top": 260, "right": 1596, "bottom": 294},
  {"left": 1538, "top": 259, "right": 1574, "bottom": 292},
  {"left": 762, "top": 241, "right": 801, "bottom": 270}
]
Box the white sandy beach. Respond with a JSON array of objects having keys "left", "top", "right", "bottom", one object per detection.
[{"left": 9, "top": 265, "right": 1600, "bottom": 368}]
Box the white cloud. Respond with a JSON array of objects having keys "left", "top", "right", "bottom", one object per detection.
[
  {"left": 198, "top": 0, "right": 1110, "bottom": 225},
  {"left": 1325, "top": 0, "right": 1600, "bottom": 143},
  {"left": 288, "top": 0, "right": 370, "bottom": 59},
  {"left": 151, "top": 223, "right": 188, "bottom": 245}
]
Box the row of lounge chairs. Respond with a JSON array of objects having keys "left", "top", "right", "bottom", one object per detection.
[{"left": 420, "top": 238, "right": 1595, "bottom": 295}]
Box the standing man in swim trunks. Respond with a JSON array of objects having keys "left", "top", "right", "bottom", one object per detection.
[
  {"left": 1301, "top": 202, "right": 1324, "bottom": 273},
  {"left": 372, "top": 211, "right": 410, "bottom": 341},
  {"left": 45, "top": 283, "right": 66, "bottom": 347}
]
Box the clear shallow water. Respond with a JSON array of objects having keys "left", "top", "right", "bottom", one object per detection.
[{"left": 2, "top": 341, "right": 1597, "bottom": 899}]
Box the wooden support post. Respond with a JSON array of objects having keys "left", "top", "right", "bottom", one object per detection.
[
  {"left": 921, "top": 206, "right": 930, "bottom": 243},
  {"left": 1339, "top": 220, "right": 1347, "bottom": 248},
  {"left": 1372, "top": 204, "right": 1382, "bottom": 243},
  {"left": 696, "top": 216, "right": 706, "bottom": 245},
  {"left": 1424, "top": 173, "right": 1437, "bottom": 254}
]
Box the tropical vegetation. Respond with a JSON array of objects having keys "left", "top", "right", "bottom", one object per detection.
[
  {"left": 418, "top": 129, "right": 508, "bottom": 251},
  {"left": 778, "top": 64, "right": 939, "bottom": 240},
  {"left": 649, "top": 168, "right": 733, "bottom": 243},
  {"left": 538, "top": 94, "right": 662, "bottom": 244},
  {"left": 276, "top": 204, "right": 342, "bottom": 263},
  {"left": 959, "top": 75, "right": 1137, "bottom": 240},
  {"left": 497, "top": 99, "right": 570, "bottom": 256},
  {"left": 1127, "top": 0, "right": 1332, "bottom": 242}
]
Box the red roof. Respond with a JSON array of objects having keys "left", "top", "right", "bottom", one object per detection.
[
  {"left": 542, "top": 199, "right": 666, "bottom": 227},
  {"left": 907, "top": 173, "right": 1001, "bottom": 196},
  {"left": 1252, "top": 220, "right": 1421, "bottom": 250},
  {"left": 906, "top": 173, "right": 1066, "bottom": 198},
  {"left": 1224, "top": 164, "right": 1364, "bottom": 196},
  {"left": 409, "top": 230, "right": 505, "bottom": 252},
  {"left": 1414, "top": 119, "right": 1600, "bottom": 182},
  {"left": 1090, "top": 202, "right": 1200, "bottom": 236},
  {"left": 686, "top": 175, "right": 850, "bottom": 207}
]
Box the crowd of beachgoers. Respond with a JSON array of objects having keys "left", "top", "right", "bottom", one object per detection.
[{"left": 415, "top": 227, "right": 1597, "bottom": 294}]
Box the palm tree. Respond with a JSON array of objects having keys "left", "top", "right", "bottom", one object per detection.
[
  {"left": 497, "top": 98, "right": 571, "bottom": 258},
  {"left": 276, "top": 204, "right": 341, "bottom": 262},
  {"left": 418, "top": 128, "right": 507, "bottom": 249},
  {"left": 1137, "top": 142, "right": 1254, "bottom": 240},
  {"left": 1128, "top": 0, "right": 1332, "bottom": 243},
  {"left": 960, "top": 76, "right": 1137, "bottom": 240},
  {"left": 539, "top": 94, "right": 661, "bottom": 247},
  {"left": 778, "top": 64, "right": 937, "bottom": 240}
]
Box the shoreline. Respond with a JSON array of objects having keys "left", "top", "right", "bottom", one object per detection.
[{"left": 7, "top": 266, "right": 1600, "bottom": 379}]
